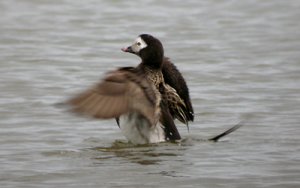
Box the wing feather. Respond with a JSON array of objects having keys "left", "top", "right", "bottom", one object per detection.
[
  {"left": 67, "top": 69, "right": 159, "bottom": 123},
  {"left": 162, "top": 57, "right": 194, "bottom": 121}
]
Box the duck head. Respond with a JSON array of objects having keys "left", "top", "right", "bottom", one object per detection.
[{"left": 122, "top": 34, "right": 164, "bottom": 69}]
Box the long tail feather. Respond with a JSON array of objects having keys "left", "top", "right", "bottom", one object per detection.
[{"left": 209, "top": 122, "right": 243, "bottom": 142}]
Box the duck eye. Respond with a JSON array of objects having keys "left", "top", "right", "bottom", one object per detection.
[{"left": 137, "top": 42, "right": 141, "bottom": 46}]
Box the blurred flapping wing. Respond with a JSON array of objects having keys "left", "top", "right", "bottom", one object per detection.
[{"left": 67, "top": 69, "right": 159, "bottom": 125}]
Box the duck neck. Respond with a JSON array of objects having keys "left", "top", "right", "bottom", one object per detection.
[
  {"left": 139, "top": 47, "right": 164, "bottom": 69},
  {"left": 142, "top": 54, "right": 163, "bottom": 70}
]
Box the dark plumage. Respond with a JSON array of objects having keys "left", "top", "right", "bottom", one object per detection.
[
  {"left": 68, "top": 34, "right": 194, "bottom": 144},
  {"left": 162, "top": 58, "right": 194, "bottom": 122}
]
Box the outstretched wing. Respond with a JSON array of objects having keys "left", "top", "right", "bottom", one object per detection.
[{"left": 67, "top": 68, "right": 159, "bottom": 125}]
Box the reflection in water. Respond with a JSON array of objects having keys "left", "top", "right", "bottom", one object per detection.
[
  {"left": 91, "top": 140, "right": 183, "bottom": 165},
  {"left": 148, "top": 171, "right": 190, "bottom": 178},
  {"left": 88, "top": 126, "right": 241, "bottom": 166}
]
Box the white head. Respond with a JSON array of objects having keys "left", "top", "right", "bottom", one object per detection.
[
  {"left": 131, "top": 37, "right": 148, "bottom": 53},
  {"left": 121, "top": 36, "right": 147, "bottom": 54},
  {"left": 121, "top": 34, "right": 164, "bottom": 68}
]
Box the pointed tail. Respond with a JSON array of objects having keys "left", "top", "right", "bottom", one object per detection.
[{"left": 209, "top": 122, "right": 243, "bottom": 142}]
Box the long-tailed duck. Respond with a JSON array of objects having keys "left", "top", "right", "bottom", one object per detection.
[{"left": 68, "top": 34, "right": 194, "bottom": 144}]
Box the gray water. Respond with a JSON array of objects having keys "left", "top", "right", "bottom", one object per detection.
[{"left": 1, "top": 0, "right": 300, "bottom": 187}]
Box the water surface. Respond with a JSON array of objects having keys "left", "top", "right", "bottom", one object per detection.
[{"left": 0, "top": 0, "right": 299, "bottom": 187}]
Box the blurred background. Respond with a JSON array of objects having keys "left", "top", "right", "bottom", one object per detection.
[{"left": 0, "top": 0, "right": 299, "bottom": 187}]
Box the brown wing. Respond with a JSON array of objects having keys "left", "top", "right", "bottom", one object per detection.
[
  {"left": 163, "top": 84, "right": 189, "bottom": 126},
  {"left": 67, "top": 69, "right": 159, "bottom": 125}
]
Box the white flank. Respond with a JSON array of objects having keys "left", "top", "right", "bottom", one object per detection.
[{"left": 119, "top": 113, "right": 165, "bottom": 145}]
